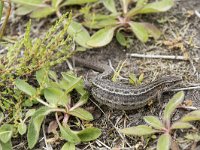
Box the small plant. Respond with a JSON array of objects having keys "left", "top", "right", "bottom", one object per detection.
[
  {"left": 70, "top": 0, "right": 174, "bottom": 48},
  {"left": 120, "top": 91, "right": 200, "bottom": 150},
  {"left": 11, "top": 68, "right": 100, "bottom": 149}
]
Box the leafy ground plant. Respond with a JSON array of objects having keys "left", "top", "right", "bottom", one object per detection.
[
  {"left": 73, "top": 0, "right": 174, "bottom": 48},
  {"left": 11, "top": 0, "right": 97, "bottom": 18},
  {"left": 14, "top": 68, "right": 101, "bottom": 149},
  {"left": 120, "top": 91, "right": 200, "bottom": 150}
]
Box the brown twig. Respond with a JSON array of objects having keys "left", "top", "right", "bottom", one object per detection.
[{"left": 0, "top": 0, "right": 11, "bottom": 39}]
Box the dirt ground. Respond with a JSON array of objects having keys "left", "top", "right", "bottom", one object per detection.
[{"left": 3, "top": 0, "right": 200, "bottom": 149}]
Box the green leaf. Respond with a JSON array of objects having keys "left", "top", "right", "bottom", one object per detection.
[
  {"left": 180, "top": 110, "right": 200, "bottom": 122},
  {"left": 102, "top": 0, "right": 117, "bottom": 13},
  {"left": 157, "top": 133, "right": 171, "bottom": 150},
  {"left": 142, "top": 23, "right": 161, "bottom": 40},
  {"left": 15, "top": 5, "right": 37, "bottom": 15},
  {"left": 61, "top": 0, "right": 97, "bottom": 6},
  {"left": 144, "top": 116, "right": 165, "bottom": 130},
  {"left": 129, "top": 21, "right": 148, "bottom": 43},
  {"left": 60, "top": 73, "right": 83, "bottom": 93},
  {"left": 77, "top": 127, "right": 101, "bottom": 142},
  {"left": 30, "top": 7, "right": 56, "bottom": 18},
  {"left": 27, "top": 107, "right": 52, "bottom": 149},
  {"left": 18, "top": 122, "right": 27, "bottom": 135},
  {"left": 0, "top": 124, "right": 13, "bottom": 143},
  {"left": 11, "top": 0, "right": 45, "bottom": 7},
  {"left": 61, "top": 142, "right": 75, "bottom": 150},
  {"left": 0, "top": 112, "right": 4, "bottom": 124},
  {"left": 0, "top": 140, "right": 12, "bottom": 150},
  {"left": 119, "top": 125, "right": 159, "bottom": 136},
  {"left": 116, "top": 30, "right": 127, "bottom": 47},
  {"left": 15, "top": 79, "right": 37, "bottom": 96},
  {"left": 69, "top": 108, "right": 93, "bottom": 121},
  {"left": 59, "top": 124, "right": 81, "bottom": 144},
  {"left": 67, "top": 21, "right": 91, "bottom": 48},
  {"left": 87, "top": 27, "right": 116, "bottom": 47},
  {"left": 138, "top": 0, "right": 174, "bottom": 14},
  {"left": 171, "top": 121, "right": 194, "bottom": 130},
  {"left": 0, "top": 1, "right": 4, "bottom": 21},
  {"left": 36, "top": 68, "right": 50, "bottom": 87},
  {"left": 44, "top": 87, "right": 69, "bottom": 107},
  {"left": 163, "top": 91, "right": 185, "bottom": 123},
  {"left": 25, "top": 109, "right": 36, "bottom": 119},
  {"left": 185, "top": 133, "right": 200, "bottom": 142},
  {"left": 136, "top": 0, "right": 148, "bottom": 7},
  {"left": 83, "top": 18, "right": 118, "bottom": 29}
]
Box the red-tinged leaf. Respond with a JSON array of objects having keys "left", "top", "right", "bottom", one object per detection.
[
  {"left": 119, "top": 125, "right": 159, "bottom": 136},
  {"left": 87, "top": 27, "right": 116, "bottom": 47},
  {"left": 129, "top": 21, "right": 148, "bottom": 43},
  {"left": 163, "top": 91, "right": 185, "bottom": 123},
  {"left": 157, "top": 133, "right": 171, "bottom": 150},
  {"left": 180, "top": 110, "right": 200, "bottom": 122},
  {"left": 47, "top": 121, "right": 58, "bottom": 133},
  {"left": 171, "top": 121, "right": 194, "bottom": 130},
  {"left": 144, "top": 116, "right": 165, "bottom": 130}
]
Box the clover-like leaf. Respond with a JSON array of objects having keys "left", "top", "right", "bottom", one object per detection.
[
  {"left": 67, "top": 21, "right": 91, "bottom": 48},
  {"left": 102, "top": 0, "right": 117, "bottom": 14},
  {"left": 61, "top": 142, "right": 75, "bottom": 150},
  {"left": 144, "top": 116, "right": 165, "bottom": 130},
  {"left": 15, "top": 79, "right": 37, "bottom": 96},
  {"left": 27, "top": 107, "right": 53, "bottom": 149},
  {"left": 18, "top": 122, "right": 27, "bottom": 135},
  {"left": 58, "top": 124, "right": 81, "bottom": 144},
  {"left": 129, "top": 21, "right": 148, "bottom": 43},
  {"left": 77, "top": 127, "right": 101, "bottom": 142},
  {"left": 0, "top": 124, "right": 13, "bottom": 143},
  {"left": 87, "top": 27, "right": 116, "bottom": 47},
  {"left": 163, "top": 91, "right": 185, "bottom": 123},
  {"left": 157, "top": 133, "right": 171, "bottom": 150},
  {"left": 180, "top": 110, "right": 200, "bottom": 122},
  {"left": 171, "top": 121, "right": 194, "bottom": 130},
  {"left": 69, "top": 108, "right": 93, "bottom": 121},
  {"left": 119, "top": 125, "right": 159, "bottom": 136}
]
